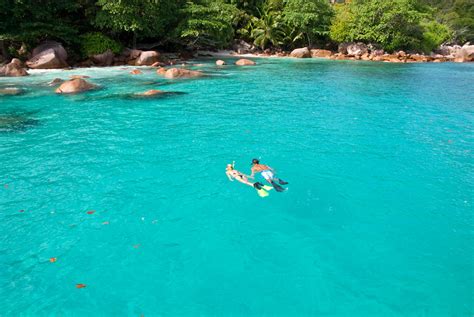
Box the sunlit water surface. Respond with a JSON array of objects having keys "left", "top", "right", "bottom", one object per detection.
[{"left": 0, "top": 58, "right": 473, "bottom": 316}]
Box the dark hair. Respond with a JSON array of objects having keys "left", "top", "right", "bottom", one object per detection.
[{"left": 252, "top": 158, "right": 259, "bottom": 164}]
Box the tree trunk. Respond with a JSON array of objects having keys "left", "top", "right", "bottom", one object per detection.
[{"left": 306, "top": 32, "right": 312, "bottom": 49}]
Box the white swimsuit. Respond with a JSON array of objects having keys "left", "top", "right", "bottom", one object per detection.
[{"left": 261, "top": 170, "right": 274, "bottom": 180}]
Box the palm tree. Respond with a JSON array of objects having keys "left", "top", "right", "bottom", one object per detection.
[{"left": 251, "top": 9, "right": 287, "bottom": 50}]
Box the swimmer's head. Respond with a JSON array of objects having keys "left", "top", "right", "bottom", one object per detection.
[
  {"left": 252, "top": 158, "right": 259, "bottom": 165},
  {"left": 226, "top": 164, "right": 233, "bottom": 170}
]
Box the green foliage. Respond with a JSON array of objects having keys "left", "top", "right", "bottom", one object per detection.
[
  {"left": 329, "top": 0, "right": 435, "bottom": 52},
  {"left": 250, "top": 9, "right": 287, "bottom": 49},
  {"left": 95, "top": 0, "right": 184, "bottom": 40},
  {"left": 282, "top": 0, "right": 334, "bottom": 47},
  {"left": 0, "top": 0, "right": 84, "bottom": 45},
  {"left": 80, "top": 32, "right": 122, "bottom": 57},
  {"left": 173, "top": 0, "right": 239, "bottom": 49},
  {"left": 420, "top": 20, "right": 453, "bottom": 52}
]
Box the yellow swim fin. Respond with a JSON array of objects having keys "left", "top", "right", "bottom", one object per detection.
[
  {"left": 262, "top": 185, "right": 273, "bottom": 191},
  {"left": 256, "top": 188, "right": 269, "bottom": 197}
]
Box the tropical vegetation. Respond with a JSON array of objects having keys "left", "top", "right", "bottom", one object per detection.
[{"left": 0, "top": 0, "right": 472, "bottom": 60}]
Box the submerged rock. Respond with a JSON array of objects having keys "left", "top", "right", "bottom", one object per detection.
[
  {"left": 70, "top": 75, "right": 90, "bottom": 79},
  {"left": 0, "top": 87, "right": 23, "bottom": 96},
  {"left": 156, "top": 67, "right": 167, "bottom": 75},
  {"left": 290, "top": 47, "right": 311, "bottom": 58},
  {"left": 0, "top": 113, "right": 38, "bottom": 133},
  {"left": 235, "top": 58, "right": 256, "bottom": 66},
  {"left": 163, "top": 68, "right": 203, "bottom": 79},
  {"left": 55, "top": 78, "right": 96, "bottom": 94},
  {"left": 48, "top": 78, "right": 64, "bottom": 86},
  {"left": 130, "top": 69, "right": 142, "bottom": 75},
  {"left": 138, "top": 89, "right": 165, "bottom": 96}
]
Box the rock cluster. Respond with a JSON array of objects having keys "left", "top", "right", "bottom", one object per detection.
[{"left": 0, "top": 58, "right": 28, "bottom": 77}]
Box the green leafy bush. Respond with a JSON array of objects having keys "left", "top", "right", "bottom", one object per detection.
[
  {"left": 80, "top": 32, "right": 122, "bottom": 57},
  {"left": 421, "top": 20, "right": 453, "bottom": 52}
]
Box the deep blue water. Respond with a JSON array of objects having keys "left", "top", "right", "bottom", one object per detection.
[{"left": 0, "top": 58, "right": 473, "bottom": 316}]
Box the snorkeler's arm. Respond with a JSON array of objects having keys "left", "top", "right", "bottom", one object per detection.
[{"left": 226, "top": 171, "right": 234, "bottom": 181}]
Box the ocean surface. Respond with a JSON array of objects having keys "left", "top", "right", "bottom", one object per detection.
[{"left": 0, "top": 58, "right": 473, "bottom": 316}]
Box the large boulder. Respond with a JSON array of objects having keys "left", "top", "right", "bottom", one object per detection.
[
  {"left": 0, "top": 59, "right": 29, "bottom": 77},
  {"left": 216, "top": 59, "right": 226, "bottom": 66},
  {"left": 55, "top": 78, "right": 96, "bottom": 94},
  {"left": 91, "top": 49, "right": 114, "bottom": 66},
  {"left": 235, "top": 58, "right": 256, "bottom": 66},
  {"left": 311, "top": 49, "right": 333, "bottom": 58},
  {"left": 32, "top": 41, "right": 67, "bottom": 61},
  {"left": 163, "top": 68, "right": 203, "bottom": 79},
  {"left": 290, "top": 47, "right": 311, "bottom": 58},
  {"left": 26, "top": 49, "right": 68, "bottom": 69},
  {"left": 346, "top": 42, "right": 368, "bottom": 56},
  {"left": 454, "top": 44, "right": 474, "bottom": 62},
  {"left": 136, "top": 51, "right": 160, "bottom": 66}
]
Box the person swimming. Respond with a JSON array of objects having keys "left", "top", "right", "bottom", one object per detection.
[
  {"left": 226, "top": 163, "right": 265, "bottom": 190},
  {"left": 249, "top": 159, "right": 288, "bottom": 192}
]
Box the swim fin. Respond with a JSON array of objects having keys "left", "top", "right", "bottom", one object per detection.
[
  {"left": 256, "top": 188, "right": 269, "bottom": 197},
  {"left": 262, "top": 185, "right": 273, "bottom": 191},
  {"left": 253, "top": 182, "right": 264, "bottom": 190},
  {"left": 277, "top": 178, "right": 288, "bottom": 185},
  {"left": 272, "top": 182, "right": 286, "bottom": 192}
]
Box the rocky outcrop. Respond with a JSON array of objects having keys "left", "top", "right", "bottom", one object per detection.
[
  {"left": 27, "top": 41, "right": 68, "bottom": 69},
  {"left": 91, "top": 49, "right": 114, "bottom": 66},
  {"left": 454, "top": 44, "right": 474, "bottom": 62},
  {"left": 27, "top": 50, "right": 68, "bottom": 69},
  {"left": 235, "top": 58, "right": 256, "bottom": 66},
  {"left": 136, "top": 51, "right": 160, "bottom": 66},
  {"left": 216, "top": 59, "right": 226, "bottom": 66},
  {"left": 163, "top": 68, "right": 203, "bottom": 79},
  {"left": 290, "top": 47, "right": 311, "bottom": 58},
  {"left": 55, "top": 78, "right": 96, "bottom": 94},
  {"left": 347, "top": 43, "right": 368, "bottom": 56},
  {"left": 311, "top": 49, "right": 332, "bottom": 58},
  {"left": 0, "top": 58, "right": 29, "bottom": 77},
  {"left": 32, "top": 41, "right": 67, "bottom": 61}
]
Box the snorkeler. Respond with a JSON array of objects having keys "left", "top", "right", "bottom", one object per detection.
[
  {"left": 249, "top": 159, "right": 288, "bottom": 192},
  {"left": 226, "top": 162, "right": 265, "bottom": 190}
]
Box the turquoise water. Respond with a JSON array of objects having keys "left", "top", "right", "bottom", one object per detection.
[{"left": 0, "top": 59, "right": 473, "bottom": 316}]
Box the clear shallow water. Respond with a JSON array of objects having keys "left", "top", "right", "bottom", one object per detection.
[{"left": 0, "top": 59, "right": 473, "bottom": 316}]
